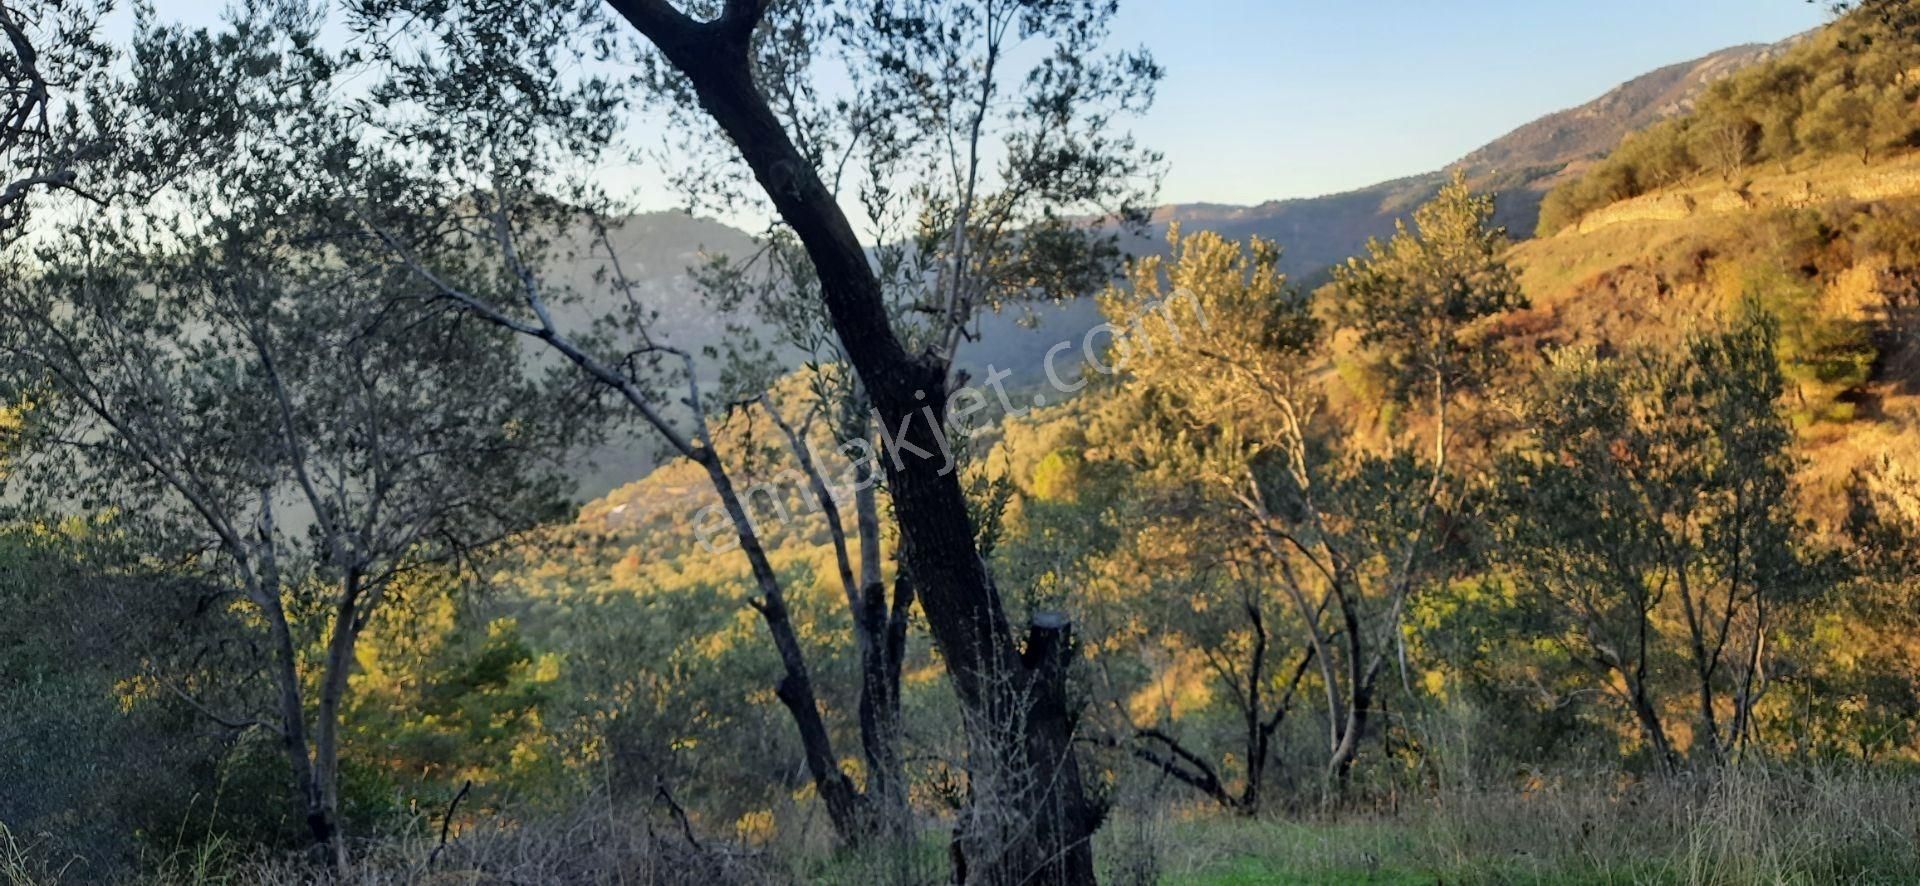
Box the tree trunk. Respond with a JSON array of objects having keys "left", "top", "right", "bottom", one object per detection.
[
  {"left": 608, "top": 7, "right": 1102, "bottom": 881},
  {"left": 1250, "top": 645, "right": 1315, "bottom": 811},
  {"left": 1328, "top": 676, "right": 1373, "bottom": 792},
  {"left": 1240, "top": 594, "right": 1268, "bottom": 815},
  {"left": 311, "top": 576, "right": 368, "bottom": 871},
  {"left": 701, "top": 452, "right": 871, "bottom": 841},
  {"left": 857, "top": 572, "right": 910, "bottom": 830},
  {"left": 1625, "top": 674, "right": 1677, "bottom": 773},
  {"left": 259, "top": 589, "right": 338, "bottom": 867},
  {"left": 853, "top": 429, "right": 911, "bottom": 832},
  {"left": 956, "top": 614, "right": 1101, "bottom": 886},
  {"left": 1676, "top": 577, "right": 1724, "bottom": 762},
  {"left": 1730, "top": 601, "right": 1768, "bottom": 760},
  {"left": 1326, "top": 580, "right": 1370, "bottom": 793},
  {"left": 767, "top": 394, "right": 910, "bottom": 839},
  {"left": 1626, "top": 597, "right": 1677, "bottom": 772},
  {"left": 766, "top": 608, "right": 870, "bottom": 842}
]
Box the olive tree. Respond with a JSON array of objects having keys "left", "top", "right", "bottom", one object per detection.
[
  {"left": 0, "top": 0, "right": 111, "bottom": 239},
  {"left": 1103, "top": 180, "right": 1522, "bottom": 795},
  {"left": 1491, "top": 311, "right": 1805, "bottom": 768},
  {"left": 0, "top": 10, "right": 583, "bottom": 864},
  {"left": 344, "top": 0, "right": 1159, "bottom": 877},
  {"left": 590, "top": 6, "right": 1158, "bottom": 876}
]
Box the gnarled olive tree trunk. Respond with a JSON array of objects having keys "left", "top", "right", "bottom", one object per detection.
[{"left": 607, "top": 3, "right": 1104, "bottom": 880}]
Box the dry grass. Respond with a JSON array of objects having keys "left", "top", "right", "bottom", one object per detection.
[
  {"left": 228, "top": 807, "right": 777, "bottom": 886},
  {"left": 1151, "top": 765, "right": 1920, "bottom": 885},
  {"left": 1432, "top": 766, "right": 1920, "bottom": 883},
  {"left": 0, "top": 824, "right": 78, "bottom": 886},
  {"left": 10, "top": 765, "right": 1920, "bottom": 884}
]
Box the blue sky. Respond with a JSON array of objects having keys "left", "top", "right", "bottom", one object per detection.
[
  {"left": 129, "top": 1, "right": 1831, "bottom": 211},
  {"left": 1114, "top": 1, "right": 1830, "bottom": 206}
]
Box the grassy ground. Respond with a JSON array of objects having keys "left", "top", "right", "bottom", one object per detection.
[
  {"left": 1095, "top": 767, "right": 1920, "bottom": 885},
  {"left": 1147, "top": 819, "right": 1435, "bottom": 885},
  {"left": 12, "top": 767, "right": 1915, "bottom": 884},
  {"left": 796, "top": 768, "right": 1920, "bottom": 884},
  {"left": 1137, "top": 816, "right": 1700, "bottom": 885}
]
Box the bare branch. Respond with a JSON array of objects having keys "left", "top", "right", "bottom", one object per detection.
[{"left": 759, "top": 391, "right": 863, "bottom": 632}]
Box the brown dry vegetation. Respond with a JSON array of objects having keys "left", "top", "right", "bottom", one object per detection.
[{"left": 1505, "top": 157, "right": 1920, "bottom": 525}]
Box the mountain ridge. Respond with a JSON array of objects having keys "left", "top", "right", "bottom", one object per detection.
[
  {"left": 1146, "top": 38, "right": 1796, "bottom": 276},
  {"left": 561, "top": 33, "right": 1810, "bottom": 500}
]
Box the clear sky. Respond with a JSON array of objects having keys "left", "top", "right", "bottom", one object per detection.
[
  {"left": 128, "top": 1, "right": 1832, "bottom": 211},
  {"left": 1113, "top": 1, "right": 1831, "bottom": 206}
]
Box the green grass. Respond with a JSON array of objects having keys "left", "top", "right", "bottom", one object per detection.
[
  {"left": 1097, "top": 767, "right": 1920, "bottom": 886},
  {"left": 79, "top": 766, "right": 1920, "bottom": 885},
  {"left": 794, "top": 831, "right": 948, "bottom": 886},
  {"left": 0, "top": 823, "right": 77, "bottom": 886},
  {"left": 1141, "top": 812, "right": 1915, "bottom": 886},
  {"left": 1145, "top": 818, "right": 1434, "bottom": 885},
  {"left": 1163, "top": 855, "right": 1436, "bottom": 886}
]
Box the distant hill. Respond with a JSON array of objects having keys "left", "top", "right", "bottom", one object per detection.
[
  {"left": 1457, "top": 43, "right": 1786, "bottom": 179},
  {"left": 1152, "top": 40, "right": 1792, "bottom": 278},
  {"left": 558, "top": 36, "right": 1800, "bottom": 500},
  {"left": 551, "top": 212, "right": 1106, "bottom": 501}
]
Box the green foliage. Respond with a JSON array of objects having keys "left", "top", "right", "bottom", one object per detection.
[
  {"left": 0, "top": 0, "right": 116, "bottom": 244},
  {"left": 0, "top": 527, "right": 284, "bottom": 877},
  {"left": 10, "top": 5, "right": 1920, "bottom": 880},
  {"left": 1490, "top": 310, "right": 1808, "bottom": 763},
  {"left": 1780, "top": 459, "right": 1920, "bottom": 760},
  {"left": 1332, "top": 172, "right": 1527, "bottom": 413},
  {"left": 1538, "top": 10, "right": 1920, "bottom": 235},
  {"left": 346, "top": 595, "right": 569, "bottom": 808},
  {"left": 1725, "top": 262, "right": 1878, "bottom": 423},
  {"left": 1077, "top": 184, "right": 1527, "bottom": 807},
  {"left": 1029, "top": 447, "right": 1087, "bottom": 503},
  {"left": 1098, "top": 223, "right": 1316, "bottom": 444}
]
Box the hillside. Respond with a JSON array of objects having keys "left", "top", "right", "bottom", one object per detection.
[
  {"left": 1458, "top": 42, "right": 1787, "bottom": 179},
  {"left": 550, "top": 212, "right": 1105, "bottom": 501},
  {"left": 549, "top": 36, "right": 1805, "bottom": 504},
  {"left": 1152, "top": 40, "right": 1790, "bottom": 277},
  {"left": 19, "top": 5, "right": 1920, "bottom": 883},
  {"left": 570, "top": 13, "right": 1920, "bottom": 602},
  {"left": 1502, "top": 152, "right": 1920, "bottom": 515},
  {"left": 1496, "top": 6, "right": 1920, "bottom": 518},
  {"left": 563, "top": 36, "right": 1798, "bottom": 498},
  {"left": 487, "top": 109, "right": 1920, "bottom": 886}
]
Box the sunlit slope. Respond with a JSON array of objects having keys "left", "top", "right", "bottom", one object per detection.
[
  {"left": 1507, "top": 151, "right": 1920, "bottom": 517},
  {"left": 1148, "top": 39, "right": 1788, "bottom": 278}
]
